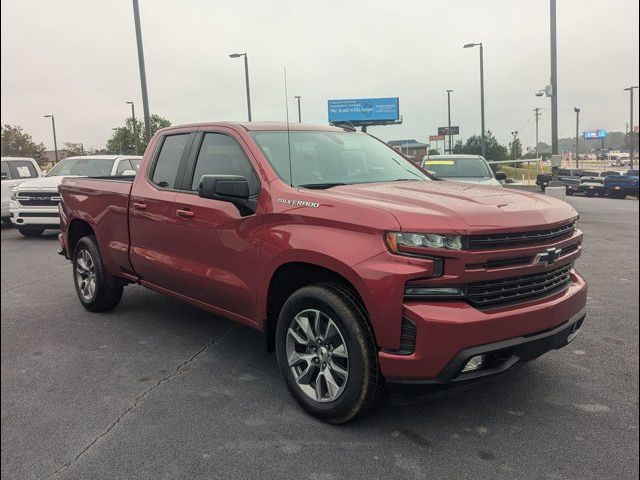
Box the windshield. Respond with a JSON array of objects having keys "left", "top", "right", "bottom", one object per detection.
[
  {"left": 422, "top": 157, "right": 493, "bottom": 178},
  {"left": 249, "top": 131, "right": 429, "bottom": 188},
  {"left": 46, "top": 158, "right": 115, "bottom": 177},
  {"left": 628, "top": 170, "right": 639, "bottom": 176}
]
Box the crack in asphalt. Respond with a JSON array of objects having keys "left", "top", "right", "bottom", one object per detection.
[{"left": 43, "top": 327, "right": 230, "bottom": 480}]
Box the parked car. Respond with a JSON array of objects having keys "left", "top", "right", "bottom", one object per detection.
[
  {"left": 421, "top": 155, "right": 506, "bottom": 187},
  {"left": 58, "top": 122, "right": 587, "bottom": 424},
  {"left": 10, "top": 155, "right": 141, "bottom": 237},
  {"left": 536, "top": 168, "right": 582, "bottom": 192},
  {"left": 564, "top": 171, "right": 605, "bottom": 197},
  {"left": 1, "top": 157, "right": 42, "bottom": 224},
  {"left": 604, "top": 169, "right": 639, "bottom": 199}
]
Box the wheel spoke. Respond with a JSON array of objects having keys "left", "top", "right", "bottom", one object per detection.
[
  {"left": 296, "top": 363, "right": 318, "bottom": 385},
  {"left": 332, "top": 344, "right": 347, "bottom": 359},
  {"left": 324, "top": 320, "right": 339, "bottom": 341},
  {"left": 287, "top": 327, "right": 308, "bottom": 346},
  {"left": 328, "top": 359, "right": 348, "bottom": 380},
  {"left": 323, "top": 368, "right": 340, "bottom": 398},
  {"left": 294, "top": 314, "right": 315, "bottom": 344},
  {"left": 288, "top": 350, "right": 314, "bottom": 367},
  {"left": 314, "top": 372, "right": 324, "bottom": 400}
]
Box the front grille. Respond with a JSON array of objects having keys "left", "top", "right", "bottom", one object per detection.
[
  {"left": 466, "top": 263, "right": 573, "bottom": 308},
  {"left": 16, "top": 191, "right": 60, "bottom": 207},
  {"left": 468, "top": 222, "right": 576, "bottom": 250},
  {"left": 17, "top": 212, "right": 59, "bottom": 217}
]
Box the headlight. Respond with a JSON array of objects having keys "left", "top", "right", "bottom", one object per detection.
[
  {"left": 385, "top": 231, "right": 463, "bottom": 253},
  {"left": 10, "top": 189, "right": 18, "bottom": 200}
]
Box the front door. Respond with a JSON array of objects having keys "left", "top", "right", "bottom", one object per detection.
[
  {"left": 129, "top": 132, "right": 193, "bottom": 286},
  {"left": 169, "top": 130, "right": 264, "bottom": 323}
]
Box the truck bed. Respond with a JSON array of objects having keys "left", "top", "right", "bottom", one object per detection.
[{"left": 59, "top": 177, "right": 135, "bottom": 278}]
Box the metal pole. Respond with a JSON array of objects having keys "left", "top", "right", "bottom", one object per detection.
[
  {"left": 244, "top": 55, "right": 252, "bottom": 121},
  {"left": 44, "top": 115, "right": 58, "bottom": 163},
  {"left": 574, "top": 108, "right": 580, "bottom": 168},
  {"left": 132, "top": 0, "right": 151, "bottom": 141},
  {"left": 534, "top": 108, "right": 541, "bottom": 158},
  {"left": 625, "top": 87, "right": 638, "bottom": 169},
  {"left": 127, "top": 102, "right": 138, "bottom": 154},
  {"left": 446, "top": 90, "right": 453, "bottom": 154},
  {"left": 294, "top": 96, "right": 301, "bottom": 123},
  {"left": 550, "top": 0, "right": 558, "bottom": 156},
  {"left": 479, "top": 44, "right": 486, "bottom": 158}
]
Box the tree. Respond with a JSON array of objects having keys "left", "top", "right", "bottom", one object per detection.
[
  {"left": 106, "top": 114, "right": 171, "bottom": 155},
  {"left": 1, "top": 125, "right": 47, "bottom": 165},
  {"left": 509, "top": 137, "right": 523, "bottom": 160},
  {"left": 428, "top": 148, "right": 441, "bottom": 155},
  {"left": 452, "top": 130, "right": 508, "bottom": 161}
]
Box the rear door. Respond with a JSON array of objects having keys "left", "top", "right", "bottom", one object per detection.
[
  {"left": 129, "top": 131, "right": 195, "bottom": 287},
  {"left": 168, "top": 129, "right": 264, "bottom": 323}
]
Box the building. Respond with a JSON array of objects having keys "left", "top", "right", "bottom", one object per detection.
[{"left": 387, "top": 139, "right": 429, "bottom": 163}]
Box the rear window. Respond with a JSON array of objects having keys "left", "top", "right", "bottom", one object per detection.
[
  {"left": 10, "top": 160, "right": 39, "bottom": 178},
  {"left": 151, "top": 135, "right": 190, "bottom": 189}
]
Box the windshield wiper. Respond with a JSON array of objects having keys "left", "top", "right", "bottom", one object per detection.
[{"left": 298, "top": 182, "right": 347, "bottom": 189}]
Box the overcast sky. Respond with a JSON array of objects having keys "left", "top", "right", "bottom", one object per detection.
[{"left": 1, "top": 0, "right": 638, "bottom": 152}]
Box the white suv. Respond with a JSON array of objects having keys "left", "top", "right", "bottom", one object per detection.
[
  {"left": 10, "top": 155, "right": 141, "bottom": 237},
  {"left": 2, "top": 157, "right": 43, "bottom": 223}
]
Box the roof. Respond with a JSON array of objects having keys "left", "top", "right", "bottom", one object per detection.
[
  {"left": 426, "top": 154, "right": 486, "bottom": 160},
  {"left": 1, "top": 156, "right": 37, "bottom": 161},
  {"left": 159, "top": 122, "right": 350, "bottom": 133},
  {"left": 61, "top": 155, "right": 143, "bottom": 160},
  {"left": 387, "top": 139, "right": 428, "bottom": 148}
]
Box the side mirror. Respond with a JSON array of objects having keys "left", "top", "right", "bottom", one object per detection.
[
  {"left": 198, "top": 174, "right": 257, "bottom": 216},
  {"left": 1, "top": 172, "right": 8, "bottom": 180},
  {"left": 495, "top": 171, "right": 507, "bottom": 181}
]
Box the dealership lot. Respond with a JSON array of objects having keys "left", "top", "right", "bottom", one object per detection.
[{"left": 1, "top": 196, "right": 638, "bottom": 480}]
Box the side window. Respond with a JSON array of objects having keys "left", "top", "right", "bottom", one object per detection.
[
  {"left": 1, "top": 161, "right": 12, "bottom": 180},
  {"left": 10, "top": 161, "right": 38, "bottom": 178},
  {"left": 130, "top": 159, "right": 142, "bottom": 171},
  {"left": 151, "top": 134, "right": 190, "bottom": 189},
  {"left": 190, "top": 133, "right": 259, "bottom": 195},
  {"left": 116, "top": 159, "right": 133, "bottom": 175}
]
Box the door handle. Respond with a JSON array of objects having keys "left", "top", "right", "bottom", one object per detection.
[
  {"left": 132, "top": 202, "right": 147, "bottom": 210},
  {"left": 176, "top": 209, "right": 195, "bottom": 218}
]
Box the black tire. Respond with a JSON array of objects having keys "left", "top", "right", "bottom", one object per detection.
[
  {"left": 18, "top": 227, "right": 45, "bottom": 237},
  {"left": 566, "top": 189, "right": 574, "bottom": 196},
  {"left": 275, "top": 283, "right": 381, "bottom": 424},
  {"left": 540, "top": 186, "right": 546, "bottom": 192},
  {"left": 585, "top": 191, "right": 595, "bottom": 197},
  {"left": 72, "top": 236, "right": 123, "bottom": 312}
]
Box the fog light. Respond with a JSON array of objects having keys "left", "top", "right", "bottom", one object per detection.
[{"left": 461, "top": 355, "right": 485, "bottom": 373}]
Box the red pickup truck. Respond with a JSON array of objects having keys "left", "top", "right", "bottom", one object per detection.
[{"left": 59, "top": 122, "right": 587, "bottom": 423}]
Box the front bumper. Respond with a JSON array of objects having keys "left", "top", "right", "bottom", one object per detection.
[
  {"left": 379, "top": 270, "right": 587, "bottom": 382},
  {"left": 9, "top": 204, "right": 60, "bottom": 229}
]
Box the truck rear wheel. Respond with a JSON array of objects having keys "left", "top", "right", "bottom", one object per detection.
[
  {"left": 18, "top": 227, "right": 45, "bottom": 237},
  {"left": 275, "top": 284, "right": 381, "bottom": 424},
  {"left": 73, "top": 236, "right": 123, "bottom": 312}
]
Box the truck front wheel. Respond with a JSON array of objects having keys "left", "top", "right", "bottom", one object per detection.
[
  {"left": 72, "top": 236, "right": 123, "bottom": 312},
  {"left": 275, "top": 284, "right": 381, "bottom": 424},
  {"left": 18, "top": 227, "right": 45, "bottom": 237}
]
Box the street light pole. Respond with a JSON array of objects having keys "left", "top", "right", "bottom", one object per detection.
[
  {"left": 511, "top": 131, "right": 519, "bottom": 160},
  {"left": 446, "top": 89, "right": 453, "bottom": 153},
  {"left": 126, "top": 101, "right": 138, "bottom": 154},
  {"left": 624, "top": 86, "right": 638, "bottom": 169},
  {"left": 463, "top": 42, "right": 486, "bottom": 157},
  {"left": 229, "top": 53, "right": 252, "bottom": 121},
  {"left": 294, "top": 96, "right": 302, "bottom": 123},
  {"left": 131, "top": 0, "right": 152, "bottom": 142},
  {"left": 574, "top": 107, "right": 580, "bottom": 168},
  {"left": 550, "top": 0, "right": 559, "bottom": 156},
  {"left": 43, "top": 114, "right": 58, "bottom": 163}
]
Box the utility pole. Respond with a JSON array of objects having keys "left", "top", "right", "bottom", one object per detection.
[
  {"left": 229, "top": 53, "right": 252, "bottom": 121},
  {"left": 510, "top": 131, "right": 519, "bottom": 160},
  {"left": 446, "top": 89, "right": 453, "bottom": 154},
  {"left": 574, "top": 107, "right": 580, "bottom": 168},
  {"left": 132, "top": 0, "right": 152, "bottom": 141},
  {"left": 624, "top": 86, "right": 638, "bottom": 169},
  {"left": 126, "top": 101, "right": 138, "bottom": 154},
  {"left": 534, "top": 108, "right": 542, "bottom": 158}
]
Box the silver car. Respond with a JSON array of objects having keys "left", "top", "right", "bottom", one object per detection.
[{"left": 422, "top": 154, "right": 505, "bottom": 187}]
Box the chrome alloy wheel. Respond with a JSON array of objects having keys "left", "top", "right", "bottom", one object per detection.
[
  {"left": 286, "top": 309, "right": 349, "bottom": 402},
  {"left": 75, "top": 249, "right": 97, "bottom": 301}
]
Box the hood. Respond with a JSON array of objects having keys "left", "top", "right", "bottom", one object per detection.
[
  {"left": 318, "top": 180, "right": 578, "bottom": 233},
  {"left": 438, "top": 177, "right": 502, "bottom": 187},
  {"left": 12, "top": 175, "right": 76, "bottom": 190}
]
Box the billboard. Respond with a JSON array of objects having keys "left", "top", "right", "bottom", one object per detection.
[
  {"left": 328, "top": 97, "right": 399, "bottom": 123},
  {"left": 438, "top": 126, "right": 460, "bottom": 136},
  {"left": 583, "top": 130, "right": 607, "bottom": 139},
  {"left": 429, "top": 134, "right": 445, "bottom": 141}
]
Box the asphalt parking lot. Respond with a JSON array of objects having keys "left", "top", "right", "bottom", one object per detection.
[{"left": 1, "top": 196, "right": 638, "bottom": 480}]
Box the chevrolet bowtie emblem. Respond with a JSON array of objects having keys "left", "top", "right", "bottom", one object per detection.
[{"left": 534, "top": 247, "right": 563, "bottom": 265}]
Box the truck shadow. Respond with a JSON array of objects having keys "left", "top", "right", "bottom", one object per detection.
[{"left": 112, "top": 285, "right": 556, "bottom": 429}]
